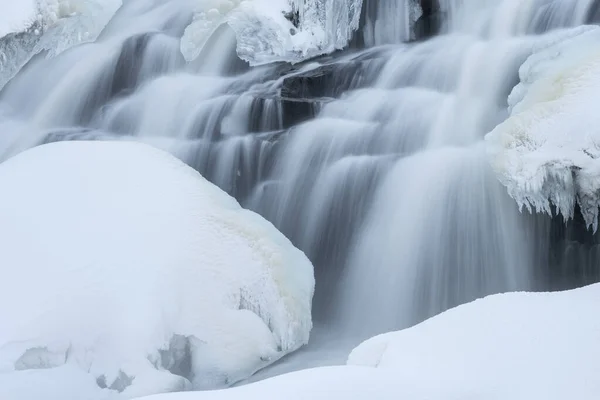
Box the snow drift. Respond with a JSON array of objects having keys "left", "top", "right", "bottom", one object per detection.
[
  {"left": 348, "top": 283, "right": 600, "bottom": 399},
  {"left": 0, "top": 141, "right": 314, "bottom": 398},
  {"left": 486, "top": 26, "right": 600, "bottom": 230},
  {"left": 135, "top": 284, "right": 600, "bottom": 400}
]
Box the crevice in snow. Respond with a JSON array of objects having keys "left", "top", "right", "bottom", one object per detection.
[
  {"left": 14, "top": 346, "right": 69, "bottom": 371},
  {"left": 95, "top": 370, "right": 135, "bottom": 393},
  {"left": 157, "top": 334, "right": 195, "bottom": 383}
]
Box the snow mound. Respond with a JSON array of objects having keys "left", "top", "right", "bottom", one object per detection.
[
  {"left": 135, "top": 284, "right": 600, "bottom": 400},
  {"left": 181, "top": 0, "right": 364, "bottom": 65},
  {"left": 0, "top": 141, "right": 314, "bottom": 398},
  {"left": 486, "top": 25, "right": 600, "bottom": 230},
  {"left": 135, "top": 366, "right": 403, "bottom": 400},
  {"left": 348, "top": 284, "right": 600, "bottom": 399}
]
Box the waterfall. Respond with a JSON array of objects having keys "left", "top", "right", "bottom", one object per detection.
[{"left": 1, "top": 0, "right": 599, "bottom": 383}]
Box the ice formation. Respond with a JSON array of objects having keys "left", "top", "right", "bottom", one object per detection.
[
  {"left": 486, "top": 26, "right": 600, "bottom": 231},
  {"left": 182, "top": 0, "right": 365, "bottom": 65},
  {"left": 0, "top": 0, "right": 122, "bottom": 88},
  {"left": 0, "top": 141, "right": 314, "bottom": 397}
]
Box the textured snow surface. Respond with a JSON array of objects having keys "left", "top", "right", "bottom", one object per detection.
[
  {"left": 136, "top": 367, "right": 404, "bottom": 400},
  {"left": 348, "top": 283, "right": 600, "bottom": 400},
  {"left": 0, "top": 141, "right": 314, "bottom": 398},
  {"left": 486, "top": 26, "right": 600, "bottom": 230},
  {"left": 0, "top": 0, "right": 36, "bottom": 38},
  {"left": 136, "top": 284, "right": 600, "bottom": 400}
]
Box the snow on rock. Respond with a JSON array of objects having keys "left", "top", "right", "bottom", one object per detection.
[
  {"left": 0, "top": 141, "right": 314, "bottom": 398},
  {"left": 0, "top": 0, "right": 120, "bottom": 39},
  {"left": 0, "top": 0, "right": 122, "bottom": 89},
  {"left": 181, "top": 0, "right": 364, "bottom": 65},
  {"left": 486, "top": 25, "right": 600, "bottom": 230},
  {"left": 135, "top": 284, "right": 600, "bottom": 400},
  {"left": 348, "top": 283, "right": 600, "bottom": 399},
  {"left": 0, "top": 0, "right": 37, "bottom": 39}
]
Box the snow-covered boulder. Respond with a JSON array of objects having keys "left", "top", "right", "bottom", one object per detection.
[
  {"left": 486, "top": 25, "right": 600, "bottom": 230},
  {"left": 348, "top": 284, "right": 600, "bottom": 399},
  {"left": 0, "top": 141, "right": 314, "bottom": 398}
]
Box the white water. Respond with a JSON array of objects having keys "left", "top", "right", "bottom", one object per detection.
[{"left": 0, "top": 0, "right": 599, "bottom": 386}]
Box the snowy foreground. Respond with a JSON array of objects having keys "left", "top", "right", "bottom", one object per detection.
[
  {"left": 0, "top": 141, "right": 314, "bottom": 399},
  {"left": 138, "top": 283, "right": 600, "bottom": 400},
  {"left": 486, "top": 25, "right": 600, "bottom": 231},
  {"left": 0, "top": 144, "right": 597, "bottom": 399}
]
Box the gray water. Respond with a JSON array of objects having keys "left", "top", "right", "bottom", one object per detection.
[{"left": 1, "top": 0, "right": 599, "bottom": 383}]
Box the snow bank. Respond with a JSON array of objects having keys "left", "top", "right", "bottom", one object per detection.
[
  {"left": 181, "top": 0, "right": 364, "bottom": 65},
  {"left": 135, "top": 284, "right": 600, "bottom": 400},
  {"left": 349, "top": 283, "right": 600, "bottom": 399},
  {"left": 0, "top": 141, "right": 314, "bottom": 398},
  {"left": 136, "top": 366, "right": 406, "bottom": 400},
  {"left": 486, "top": 26, "right": 600, "bottom": 230}
]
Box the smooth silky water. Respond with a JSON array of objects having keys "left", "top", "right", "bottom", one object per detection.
[{"left": 0, "top": 0, "right": 599, "bottom": 385}]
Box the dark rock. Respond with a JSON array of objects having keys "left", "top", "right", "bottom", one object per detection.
[
  {"left": 420, "top": 0, "right": 440, "bottom": 14},
  {"left": 586, "top": 0, "right": 600, "bottom": 23},
  {"left": 159, "top": 334, "right": 194, "bottom": 382},
  {"left": 529, "top": 204, "right": 600, "bottom": 292},
  {"left": 414, "top": 10, "right": 444, "bottom": 41},
  {"left": 283, "top": 9, "right": 300, "bottom": 28},
  {"left": 280, "top": 58, "right": 383, "bottom": 100},
  {"left": 280, "top": 97, "right": 324, "bottom": 128}
]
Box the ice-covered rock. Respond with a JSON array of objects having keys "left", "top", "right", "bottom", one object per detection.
[
  {"left": 182, "top": 0, "right": 365, "bottom": 66},
  {"left": 0, "top": 0, "right": 122, "bottom": 89},
  {"left": 0, "top": 141, "right": 314, "bottom": 398},
  {"left": 486, "top": 26, "right": 600, "bottom": 231}
]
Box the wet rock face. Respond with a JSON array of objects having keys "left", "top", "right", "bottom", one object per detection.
[
  {"left": 525, "top": 205, "right": 600, "bottom": 292},
  {"left": 280, "top": 51, "right": 386, "bottom": 100},
  {"left": 414, "top": 0, "right": 443, "bottom": 40},
  {"left": 586, "top": 0, "right": 600, "bottom": 23},
  {"left": 420, "top": 0, "right": 440, "bottom": 14},
  {"left": 281, "top": 62, "right": 368, "bottom": 99},
  {"left": 545, "top": 206, "right": 600, "bottom": 290}
]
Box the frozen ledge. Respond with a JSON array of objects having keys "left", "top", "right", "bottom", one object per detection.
[
  {"left": 182, "top": 0, "right": 365, "bottom": 66},
  {"left": 485, "top": 26, "right": 600, "bottom": 231}
]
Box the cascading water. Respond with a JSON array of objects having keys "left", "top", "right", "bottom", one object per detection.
[{"left": 1, "top": 0, "right": 600, "bottom": 387}]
